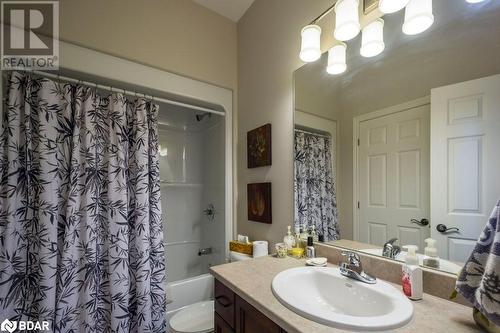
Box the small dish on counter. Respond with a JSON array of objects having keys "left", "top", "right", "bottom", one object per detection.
[{"left": 305, "top": 257, "right": 327, "bottom": 267}]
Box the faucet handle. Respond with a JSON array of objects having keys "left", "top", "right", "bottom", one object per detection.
[{"left": 341, "top": 251, "right": 361, "bottom": 266}]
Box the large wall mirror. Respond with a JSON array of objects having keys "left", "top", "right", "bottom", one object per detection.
[{"left": 293, "top": 0, "right": 500, "bottom": 275}]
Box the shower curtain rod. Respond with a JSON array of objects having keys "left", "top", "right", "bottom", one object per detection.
[
  {"left": 2, "top": 70, "right": 225, "bottom": 116},
  {"left": 295, "top": 128, "right": 331, "bottom": 139}
]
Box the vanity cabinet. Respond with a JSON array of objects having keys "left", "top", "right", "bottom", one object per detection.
[
  {"left": 215, "top": 279, "right": 235, "bottom": 328},
  {"left": 215, "top": 313, "right": 234, "bottom": 333},
  {"left": 214, "top": 279, "right": 287, "bottom": 333}
]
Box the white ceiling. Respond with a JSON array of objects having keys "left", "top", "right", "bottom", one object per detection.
[{"left": 192, "top": 0, "right": 254, "bottom": 22}]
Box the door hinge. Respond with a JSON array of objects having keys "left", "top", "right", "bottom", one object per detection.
[
  {"left": 357, "top": 201, "right": 360, "bottom": 209},
  {"left": 357, "top": 138, "right": 360, "bottom": 146}
]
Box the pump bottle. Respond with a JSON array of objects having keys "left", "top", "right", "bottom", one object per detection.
[{"left": 402, "top": 245, "right": 423, "bottom": 300}]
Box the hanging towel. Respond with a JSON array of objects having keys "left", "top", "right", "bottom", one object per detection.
[{"left": 456, "top": 200, "right": 500, "bottom": 326}]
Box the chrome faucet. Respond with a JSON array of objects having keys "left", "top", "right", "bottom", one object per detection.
[
  {"left": 339, "top": 251, "right": 376, "bottom": 284},
  {"left": 382, "top": 238, "right": 401, "bottom": 259}
]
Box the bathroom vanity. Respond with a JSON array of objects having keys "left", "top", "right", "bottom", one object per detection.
[{"left": 210, "top": 256, "right": 480, "bottom": 333}]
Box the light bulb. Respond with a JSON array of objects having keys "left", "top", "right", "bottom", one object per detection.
[
  {"left": 360, "top": 19, "right": 385, "bottom": 57},
  {"left": 334, "top": 0, "right": 361, "bottom": 41},
  {"left": 379, "top": 0, "right": 410, "bottom": 13},
  {"left": 403, "top": 0, "right": 434, "bottom": 35},
  {"left": 326, "top": 43, "right": 347, "bottom": 75},
  {"left": 299, "top": 25, "right": 322, "bottom": 62}
]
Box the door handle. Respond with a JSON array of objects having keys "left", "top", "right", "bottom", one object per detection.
[
  {"left": 436, "top": 224, "right": 460, "bottom": 233},
  {"left": 410, "top": 218, "right": 429, "bottom": 227}
]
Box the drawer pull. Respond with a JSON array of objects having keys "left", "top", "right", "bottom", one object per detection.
[{"left": 215, "top": 295, "right": 232, "bottom": 307}]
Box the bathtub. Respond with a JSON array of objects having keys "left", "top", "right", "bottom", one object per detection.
[{"left": 166, "top": 273, "right": 214, "bottom": 321}]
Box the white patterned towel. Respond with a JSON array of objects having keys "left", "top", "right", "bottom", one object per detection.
[{"left": 456, "top": 200, "right": 500, "bottom": 325}]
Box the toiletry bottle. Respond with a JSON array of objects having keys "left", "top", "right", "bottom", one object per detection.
[
  {"left": 299, "top": 224, "right": 308, "bottom": 248},
  {"left": 283, "top": 226, "right": 296, "bottom": 250},
  {"left": 311, "top": 225, "right": 319, "bottom": 242},
  {"left": 306, "top": 236, "right": 315, "bottom": 259},
  {"left": 290, "top": 226, "right": 305, "bottom": 258},
  {"left": 294, "top": 225, "right": 302, "bottom": 247},
  {"left": 402, "top": 245, "right": 423, "bottom": 300},
  {"left": 423, "top": 238, "right": 440, "bottom": 269}
]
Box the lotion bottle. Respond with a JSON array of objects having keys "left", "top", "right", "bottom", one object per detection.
[
  {"left": 283, "top": 226, "right": 296, "bottom": 250},
  {"left": 402, "top": 245, "right": 423, "bottom": 300}
]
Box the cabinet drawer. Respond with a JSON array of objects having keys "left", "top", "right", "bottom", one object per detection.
[
  {"left": 215, "top": 279, "right": 235, "bottom": 328},
  {"left": 215, "top": 313, "right": 235, "bottom": 333}
]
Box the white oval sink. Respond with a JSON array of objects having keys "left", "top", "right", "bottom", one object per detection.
[
  {"left": 360, "top": 248, "right": 462, "bottom": 275},
  {"left": 272, "top": 267, "right": 413, "bottom": 331}
]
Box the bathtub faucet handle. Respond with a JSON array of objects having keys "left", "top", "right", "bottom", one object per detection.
[{"left": 198, "top": 247, "right": 212, "bottom": 256}]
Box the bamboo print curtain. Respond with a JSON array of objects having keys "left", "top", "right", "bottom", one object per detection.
[
  {"left": 294, "top": 130, "right": 339, "bottom": 241},
  {"left": 0, "top": 72, "right": 166, "bottom": 332}
]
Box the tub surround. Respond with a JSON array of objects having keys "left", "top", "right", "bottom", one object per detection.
[{"left": 210, "top": 256, "right": 479, "bottom": 333}]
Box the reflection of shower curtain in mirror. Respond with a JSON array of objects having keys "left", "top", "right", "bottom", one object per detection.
[{"left": 294, "top": 130, "right": 339, "bottom": 241}]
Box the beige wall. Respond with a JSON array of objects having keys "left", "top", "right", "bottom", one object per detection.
[
  {"left": 237, "top": 0, "right": 338, "bottom": 247},
  {"left": 59, "top": 0, "right": 237, "bottom": 90}
]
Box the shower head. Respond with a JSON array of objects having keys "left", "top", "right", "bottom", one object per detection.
[{"left": 195, "top": 112, "right": 211, "bottom": 122}]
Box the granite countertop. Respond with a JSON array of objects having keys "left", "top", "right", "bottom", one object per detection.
[{"left": 210, "top": 256, "right": 480, "bottom": 333}]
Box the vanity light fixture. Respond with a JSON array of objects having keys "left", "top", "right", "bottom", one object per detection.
[
  {"left": 402, "top": 0, "right": 434, "bottom": 35},
  {"left": 378, "top": 0, "right": 410, "bottom": 14},
  {"left": 360, "top": 18, "right": 385, "bottom": 57},
  {"left": 326, "top": 43, "right": 347, "bottom": 75},
  {"left": 334, "top": 0, "right": 361, "bottom": 41},
  {"left": 299, "top": 25, "right": 322, "bottom": 62},
  {"left": 465, "top": 0, "right": 486, "bottom": 3}
]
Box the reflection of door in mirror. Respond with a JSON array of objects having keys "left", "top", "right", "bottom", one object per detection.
[
  {"left": 294, "top": 111, "right": 339, "bottom": 241},
  {"left": 431, "top": 74, "right": 500, "bottom": 262},
  {"left": 356, "top": 101, "right": 430, "bottom": 251}
]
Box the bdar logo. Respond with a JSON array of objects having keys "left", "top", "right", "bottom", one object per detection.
[{"left": 0, "top": 319, "right": 17, "bottom": 333}]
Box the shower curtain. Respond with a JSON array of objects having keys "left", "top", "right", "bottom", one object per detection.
[
  {"left": 294, "top": 130, "right": 339, "bottom": 241},
  {"left": 0, "top": 72, "right": 166, "bottom": 332}
]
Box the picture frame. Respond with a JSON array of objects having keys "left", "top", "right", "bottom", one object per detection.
[
  {"left": 247, "top": 182, "right": 272, "bottom": 224},
  {"left": 247, "top": 123, "right": 272, "bottom": 168}
]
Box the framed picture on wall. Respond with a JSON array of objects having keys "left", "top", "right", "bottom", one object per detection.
[
  {"left": 247, "top": 182, "right": 272, "bottom": 224},
  {"left": 247, "top": 123, "right": 272, "bottom": 168}
]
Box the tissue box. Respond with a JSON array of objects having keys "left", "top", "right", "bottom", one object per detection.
[{"left": 229, "top": 241, "right": 253, "bottom": 255}]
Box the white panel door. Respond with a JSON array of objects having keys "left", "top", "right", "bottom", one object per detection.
[
  {"left": 430, "top": 74, "right": 500, "bottom": 262},
  {"left": 358, "top": 105, "right": 430, "bottom": 250}
]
